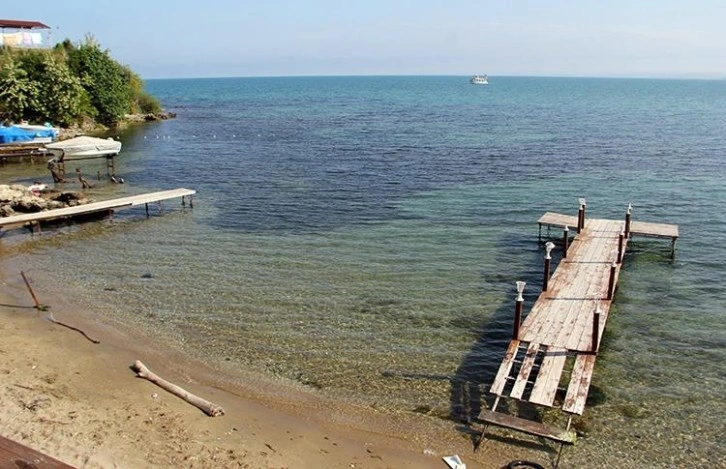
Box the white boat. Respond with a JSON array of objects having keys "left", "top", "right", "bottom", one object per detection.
[
  {"left": 45, "top": 136, "right": 122, "bottom": 161},
  {"left": 470, "top": 74, "right": 488, "bottom": 85}
]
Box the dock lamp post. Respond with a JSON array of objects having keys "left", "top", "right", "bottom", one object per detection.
[
  {"left": 543, "top": 242, "right": 555, "bottom": 292},
  {"left": 562, "top": 226, "right": 569, "bottom": 258},
  {"left": 625, "top": 203, "right": 632, "bottom": 238},
  {"left": 577, "top": 198, "right": 587, "bottom": 233},
  {"left": 592, "top": 305, "right": 602, "bottom": 353},
  {"left": 513, "top": 281, "right": 526, "bottom": 340}
]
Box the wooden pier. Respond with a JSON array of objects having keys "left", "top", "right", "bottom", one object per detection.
[
  {"left": 0, "top": 188, "right": 196, "bottom": 233},
  {"left": 477, "top": 202, "right": 678, "bottom": 449}
]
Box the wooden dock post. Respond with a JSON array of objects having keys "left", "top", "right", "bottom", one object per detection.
[
  {"left": 625, "top": 203, "right": 632, "bottom": 238},
  {"left": 607, "top": 262, "right": 617, "bottom": 300},
  {"left": 543, "top": 242, "right": 555, "bottom": 292},
  {"left": 617, "top": 231, "right": 624, "bottom": 264},
  {"left": 513, "top": 281, "right": 526, "bottom": 340},
  {"left": 591, "top": 306, "right": 601, "bottom": 353},
  {"left": 562, "top": 226, "right": 569, "bottom": 258},
  {"left": 577, "top": 207, "right": 584, "bottom": 234}
]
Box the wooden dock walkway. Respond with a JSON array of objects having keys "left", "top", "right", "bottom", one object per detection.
[
  {"left": 477, "top": 203, "right": 678, "bottom": 448},
  {"left": 0, "top": 188, "right": 196, "bottom": 232}
]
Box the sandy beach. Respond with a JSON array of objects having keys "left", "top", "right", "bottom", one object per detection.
[{"left": 0, "top": 260, "right": 542, "bottom": 469}]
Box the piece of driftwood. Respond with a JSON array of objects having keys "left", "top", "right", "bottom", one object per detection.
[
  {"left": 130, "top": 360, "right": 225, "bottom": 417},
  {"left": 47, "top": 311, "right": 100, "bottom": 344}
]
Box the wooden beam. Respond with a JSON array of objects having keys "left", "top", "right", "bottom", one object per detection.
[
  {"left": 478, "top": 409, "right": 576, "bottom": 444},
  {"left": 0, "top": 435, "right": 74, "bottom": 468}
]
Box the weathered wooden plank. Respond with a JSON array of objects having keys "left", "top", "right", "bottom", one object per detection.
[
  {"left": 630, "top": 220, "right": 679, "bottom": 239},
  {"left": 538, "top": 212, "right": 579, "bottom": 230},
  {"left": 490, "top": 340, "right": 521, "bottom": 396},
  {"left": 529, "top": 347, "right": 568, "bottom": 407},
  {"left": 509, "top": 342, "right": 540, "bottom": 400},
  {"left": 0, "top": 435, "right": 74, "bottom": 468},
  {"left": 478, "top": 409, "right": 577, "bottom": 444},
  {"left": 566, "top": 221, "right": 624, "bottom": 351},
  {"left": 562, "top": 353, "right": 596, "bottom": 415},
  {"left": 523, "top": 256, "right": 595, "bottom": 347}
]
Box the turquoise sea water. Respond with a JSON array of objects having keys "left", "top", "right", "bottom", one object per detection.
[{"left": 3, "top": 76, "right": 725, "bottom": 467}]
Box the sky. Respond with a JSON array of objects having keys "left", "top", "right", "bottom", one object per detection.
[{"left": 3, "top": 0, "right": 725, "bottom": 79}]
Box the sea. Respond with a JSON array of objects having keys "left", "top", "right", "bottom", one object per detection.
[{"left": 2, "top": 76, "right": 725, "bottom": 467}]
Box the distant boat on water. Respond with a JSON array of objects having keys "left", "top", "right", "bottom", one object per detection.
[{"left": 470, "top": 74, "right": 489, "bottom": 85}]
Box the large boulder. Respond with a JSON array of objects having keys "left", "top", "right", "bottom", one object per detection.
[{"left": 0, "top": 184, "right": 91, "bottom": 217}]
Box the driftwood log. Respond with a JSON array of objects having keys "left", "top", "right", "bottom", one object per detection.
[{"left": 130, "top": 360, "right": 225, "bottom": 417}]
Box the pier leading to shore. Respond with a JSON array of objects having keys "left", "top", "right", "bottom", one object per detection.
[
  {"left": 0, "top": 188, "right": 196, "bottom": 234},
  {"left": 477, "top": 201, "right": 678, "bottom": 448}
]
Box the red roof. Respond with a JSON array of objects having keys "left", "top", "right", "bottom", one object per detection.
[{"left": 0, "top": 19, "right": 50, "bottom": 29}]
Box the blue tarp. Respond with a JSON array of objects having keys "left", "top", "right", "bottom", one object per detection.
[{"left": 0, "top": 124, "right": 57, "bottom": 144}]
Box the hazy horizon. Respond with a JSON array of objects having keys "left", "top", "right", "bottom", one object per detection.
[{"left": 4, "top": 1, "right": 725, "bottom": 80}]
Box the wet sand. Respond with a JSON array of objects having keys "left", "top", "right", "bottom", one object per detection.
[{"left": 0, "top": 263, "right": 543, "bottom": 468}]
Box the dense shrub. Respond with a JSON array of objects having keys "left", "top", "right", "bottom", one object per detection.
[{"left": 0, "top": 36, "right": 161, "bottom": 128}]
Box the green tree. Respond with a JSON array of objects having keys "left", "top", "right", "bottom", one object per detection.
[
  {"left": 0, "top": 54, "right": 38, "bottom": 123},
  {"left": 1, "top": 36, "right": 162, "bottom": 128},
  {"left": 66, "top": 36, "right": 132, "bottom": 125},
  {"left": 30, "top": 54, "right": 87, "bottom": 126}
]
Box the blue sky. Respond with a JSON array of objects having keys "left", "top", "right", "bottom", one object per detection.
[{"left": 4, "top": 0, "right": 725, "bottom": 79}]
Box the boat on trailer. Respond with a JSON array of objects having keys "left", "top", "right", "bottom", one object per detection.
[{"left": 44, "top": 136, "right": 121, "bottom": 161}]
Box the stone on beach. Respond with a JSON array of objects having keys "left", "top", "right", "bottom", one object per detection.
[{"left": 0, "top": 184, "right": 90, "bottom": 217}]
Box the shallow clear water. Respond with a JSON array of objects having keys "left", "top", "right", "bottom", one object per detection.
[{"left": 3, "top": 76, "right": 725, "bottom": 467}]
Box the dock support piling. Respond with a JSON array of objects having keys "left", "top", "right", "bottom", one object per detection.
[
  {"left": 671, "top": 238, "right": 677, "bottom": 259},
  {"left": 592, "top": 306, "right": 601, "bottom": 353},
  {"left": 562, "top": 226, "right": 569, "bottom": 258},
  {"left": 607, "top": 262, "right": 617, "bottom": 300},
  {"left": 513, "top": 281, "right": 526, "bottom": 340},
  {"left": 577, "top": 207, "right": 583, "bottom": 234},
  {"left": 617, "top": 231, "right": 624, "bottom": 264},
  {"left": 145, "top": 203, "right": 149, "bottom": 218}
]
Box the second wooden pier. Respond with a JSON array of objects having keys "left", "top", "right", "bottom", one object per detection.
[{"left": 0, "top": 188, "right": 196, "bottom": 233}]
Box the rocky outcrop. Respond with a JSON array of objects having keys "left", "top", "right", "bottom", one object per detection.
[{"left": 0, "top": 184, "right": 90, "bottom": 218}]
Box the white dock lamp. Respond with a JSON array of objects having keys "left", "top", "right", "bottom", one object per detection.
[
  {"left": 516, "top": 281, "right": 526, "bottom": 302},
  {"left": 545, "top": 241, "right": 555, "bottom": 259},
  {"left": 513, "top": 281, "right": 526, "bottom": 340},
  {"left": 543, "top": 241, "right": 555, "bottom": 292}
]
